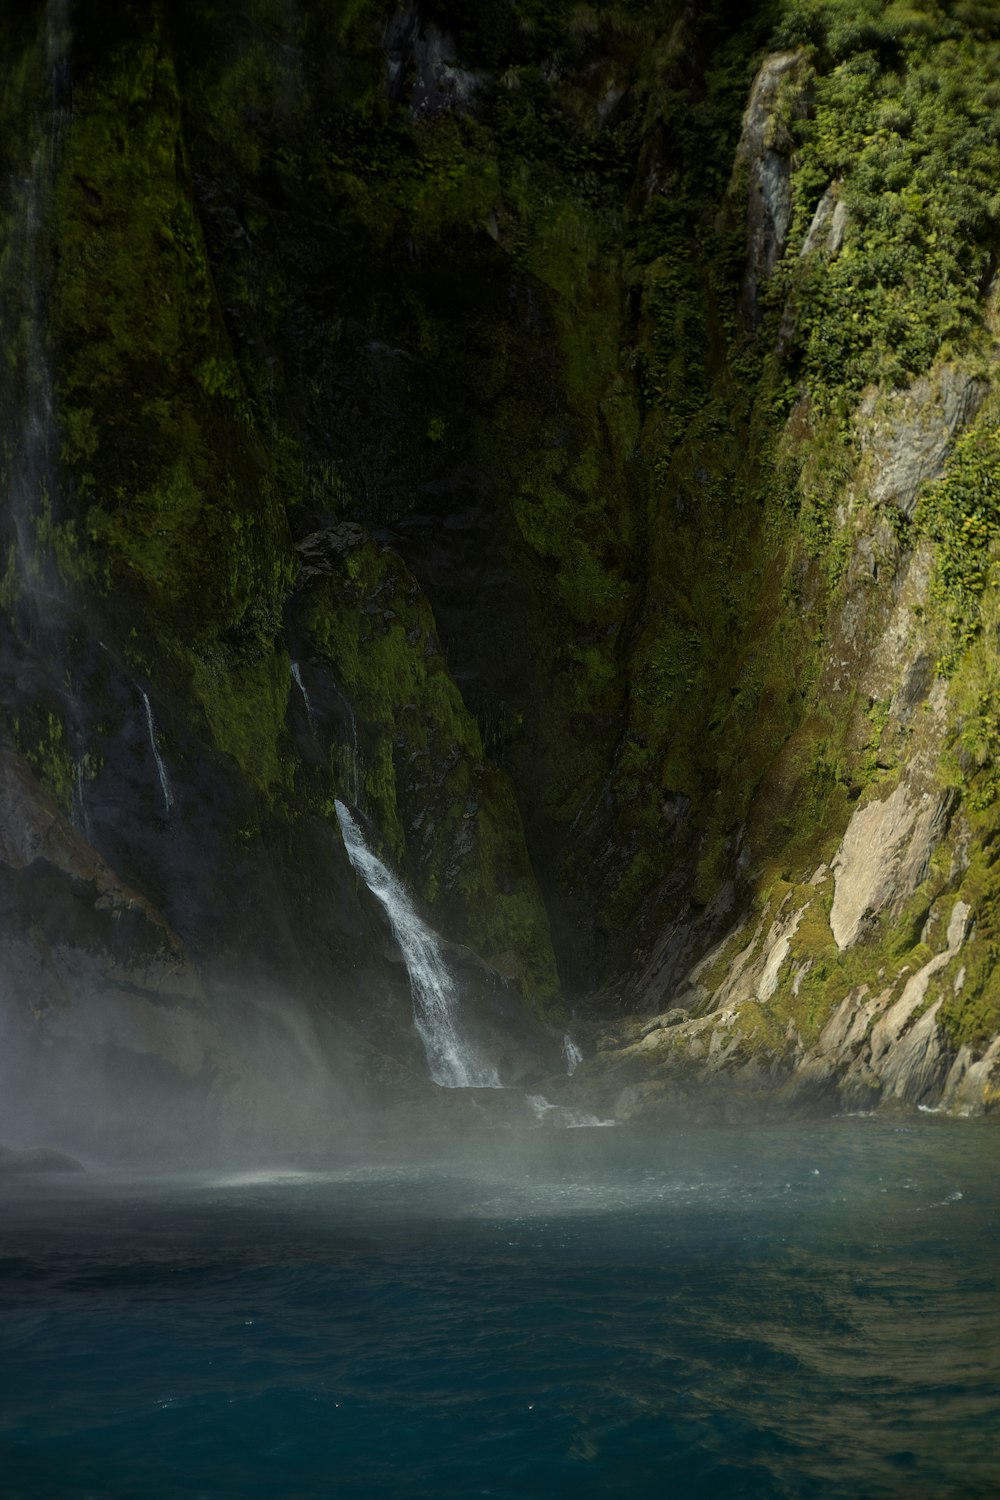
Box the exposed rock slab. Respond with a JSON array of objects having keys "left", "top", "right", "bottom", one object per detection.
[
  {"left": 732, "top": 50, "right": 809, "bottom": 324},
  {"left": 860, "top": 366, "right": 988, "bottom": 516},
  {"left": 800, "top": 182, "right": 849, "bottom": 258},
  {"left": 829, "top": 780, "right": 951, "bottom": 949}
]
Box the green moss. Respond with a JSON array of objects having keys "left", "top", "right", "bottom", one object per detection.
[
  {"left": 937, "top": 834, "right": 1000, "bottom": 1048},
  {"left": 19, "top": 0, "right": 1000, "bottom": 1051},
  {"left": 501, "top": 191, "right": 640, "bottom": 637},
  {"left": 755, "top": 929, "right": 852, "bottom": 1046},
  {"left": 299, "top": 536, "right": 561, "bottom": 1012},
  {"left": 47, "top": 10, "right": 296, "bottom": 797},
  {"left": 190, "top": 645, "right": 293, "bottom": 789},
  {"left": 916, "top": 411, "right": 1000, "bottom": 661},
  {"left": 11, "top": 710, "right": 79, "bottom": 817}
]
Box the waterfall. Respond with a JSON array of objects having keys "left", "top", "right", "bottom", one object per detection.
[
  {"left": 141, "top": 691, "right": 173, "bottom": 815},
  {"left": 290, "top": 662, "right": 317, "bottom": 734},
  {"left": 563, "top": 1034, "right": 583, "bottom": 1075},
  {"left": 335, "top": 800, "right": 500, "bottom": 1088}
]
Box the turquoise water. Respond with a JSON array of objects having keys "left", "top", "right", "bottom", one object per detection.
[{"left": 1, "top": 1118, "right": 998, "bottom": 1498}]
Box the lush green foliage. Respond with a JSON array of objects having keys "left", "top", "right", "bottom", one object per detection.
[
  {"left": 917, "top": 422, "right": 1000, "bottom": 650},
  {"left": 299, "top": 538, "right": 561, "bottom": 1008},
  {"left": 772, "top": 3, "right": 1000, "bottom": 397}
]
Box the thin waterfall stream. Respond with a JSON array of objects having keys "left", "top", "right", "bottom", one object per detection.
[
  {"left": 335, "top": 800, "right": 501, "bottom": 1089},
  {"left": 291, "top": 663, "right": 363, "bottom": 805},
  {"left": 336, "top": 800, "right": 615, "bottom": 1124},
  {"left": 141, "top": 691, "right": 173, "bottom": 815},
  {"left": 290, "top": 662, "right": 317, "bottom": 733}
]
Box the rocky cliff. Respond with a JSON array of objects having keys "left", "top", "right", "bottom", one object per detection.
[{"left": 2, "top": 0, "right": 999, "bottom": 1146}]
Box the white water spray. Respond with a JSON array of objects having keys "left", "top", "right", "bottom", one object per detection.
[
  {"left": 526, "top": 1094, "right": 617, "bottom": 1129},
  {"left": 563, "top": 1034, "right": 583, "bottom": 1075},
  {"left": 142, "top": 691, "right": 173, "bottom": 815},
  {"left": 335, "top": 800, "right": 500, "bottom": 1088}
]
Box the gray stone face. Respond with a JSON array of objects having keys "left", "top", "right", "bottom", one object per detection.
[
  {"left": 757, "top": 149, "right": 794, "bottom": 278},
  {"left": 827, "top": 198, "right": 849, "bottom": 256},
  {"left": 799, "top": 185, "right": 835, "bottom": 257},
  {"left": 829, "top": 781, "right": 952, "bottom": 949},
  {"left": 865, "top": 366, "right": 989, "bottom": 516},
  {"left": 385, "top": 8, "right": 486, "bottom": 117},
  {"left": 0, "top": 744, "right": 203, "bottom": 1008},
  {"left": 574, "top": 895, "right": 977, "bottom": 1124},
  {"left": 800, "top": 185, "right": 851, "bottom": 261},
  {"left": 733, "top": 50, "right": 808, "bottom": 325}
]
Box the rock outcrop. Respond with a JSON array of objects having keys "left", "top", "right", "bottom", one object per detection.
[
  {"left": 828, "top": 780, "right": 951, "bottom": 949},
  {"left": 733, "top": 50, "right": 810, "bottom": 325},
  {"left": 860, "top": 368, "right": 989, "bottom": 517}
]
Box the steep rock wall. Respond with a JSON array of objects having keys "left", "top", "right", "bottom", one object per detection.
[{"left": 1, "top": 0, "right": 1000, "bottom": 1127}]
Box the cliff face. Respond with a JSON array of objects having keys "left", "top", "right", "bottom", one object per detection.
[{"left": 2, "top": 0, "right": 1000, "bottom": 1139}]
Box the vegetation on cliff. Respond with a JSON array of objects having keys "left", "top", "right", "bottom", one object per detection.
[{"left": 2, "top": 0, "right": 1000, "bottom": 1107}]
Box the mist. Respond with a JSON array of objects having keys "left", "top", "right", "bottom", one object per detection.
[{"left": 0, "top": 980, "right": 374, "bottom": 1171}]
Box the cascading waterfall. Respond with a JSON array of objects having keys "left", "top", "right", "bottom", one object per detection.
[
  {"left": 335, "top": 800, "right": 500, "bottom": 1088},
  {"left": 141, "top": 691, "right": 174, "bottom": 815}
]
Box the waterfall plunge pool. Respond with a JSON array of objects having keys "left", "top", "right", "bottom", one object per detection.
[{"left": 1, "top": 1117, "right": 998, "bottom": 1498}]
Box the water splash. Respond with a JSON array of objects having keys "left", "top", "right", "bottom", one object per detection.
[
  {"left": 563, "top": 1034, "right": 583, "bottom": 1075},
  {"left": 141, "top": 691, "right": 173, "bottom": 815},
  {"left": 335, "top": 800, "right": 500, "bottom": 1088},
  {"left": 526, "top": 1094, "right": 617, "bottom": 1129}
]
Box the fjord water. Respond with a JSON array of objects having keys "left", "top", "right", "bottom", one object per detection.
[{"left": 2, "top": 1120, "right": 998, "bottom": 1500}]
